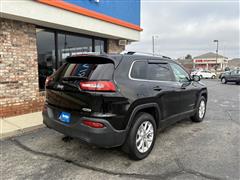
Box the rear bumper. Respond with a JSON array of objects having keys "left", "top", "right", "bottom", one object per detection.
[{"left": 42, "top": 106, "right": 127, "bottom": 148}]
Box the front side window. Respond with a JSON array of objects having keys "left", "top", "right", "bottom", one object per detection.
[
  {"left": 170, "top": 63, "right": 190, "bottom": 82},
  {"left": 231, "top": 70, "right": 240, "bottom": 75},
  {"left": 130, "top": 61, "right": 173, "bottom": 81}
]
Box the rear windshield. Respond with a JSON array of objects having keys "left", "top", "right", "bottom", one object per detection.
[{"left": 56, "top": 63, "right": 114, "bottom": 80}]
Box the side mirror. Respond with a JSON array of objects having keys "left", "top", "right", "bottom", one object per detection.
[{"left": 192, "top": 75, "right": 200, "bottom": 82}]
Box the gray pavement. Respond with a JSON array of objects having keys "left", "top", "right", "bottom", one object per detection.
[{"left": 1, "top": 80, "right": 240, "bottom": 180}]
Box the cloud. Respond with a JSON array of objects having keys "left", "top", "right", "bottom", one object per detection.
[{"left": 127, "top": 1, "right": 240, "bottom": 59}]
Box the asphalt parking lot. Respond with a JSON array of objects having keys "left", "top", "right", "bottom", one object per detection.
[{"left": 1, "top": 80, "right": 239, "bottom": 180}]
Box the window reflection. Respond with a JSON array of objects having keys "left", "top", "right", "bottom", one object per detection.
[
  {"left": 36, "top": 29, "right": 55, "bottom": 91},
  {"left": 58, "top": 34, "right": 92, "bottom": 66},
  {"left": 36, "top": 28, "right": 106, "bottom": 91},
  {"left": 95, "top": 39, "right": 105, "bottom": 53}
]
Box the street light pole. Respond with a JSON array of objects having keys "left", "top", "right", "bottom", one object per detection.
[{"left": 213, "top": 40, "right": 219, "bottom": 70}]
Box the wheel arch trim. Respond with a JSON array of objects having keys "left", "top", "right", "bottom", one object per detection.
[
  {"left": 199, "top": 89, "right": 208, "bottom": 100},
  {"left": 126, "top": 103, "right": 161, "bottom": 131}
]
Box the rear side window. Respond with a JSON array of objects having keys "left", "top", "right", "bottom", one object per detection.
[
  {"left": 56, "top": 63, "right": 114, "bottom": 80},
  {"left": 130, "top": 61, "right": 173, "bottom": 81},
  {"left": 130, "top": 61, "right": 147, "bottom": 79},
  {"left": 147, "top": 63, "right": 173, "bottom": 81}
]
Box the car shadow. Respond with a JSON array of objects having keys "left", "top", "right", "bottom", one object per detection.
[{"left": 11, "top": 117, "right": 209, "bottom": 178}]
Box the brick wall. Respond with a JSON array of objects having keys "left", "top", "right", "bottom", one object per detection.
[
  {"left": 107, "top": 39, "right": 125, "bottom": 53},
  {"left": 0, "top": 18, "right": 44, "bottom": 118}
]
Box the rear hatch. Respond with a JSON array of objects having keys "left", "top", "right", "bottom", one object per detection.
[{"left": 45, "top": 55, "right": 117, "bottom": 114}]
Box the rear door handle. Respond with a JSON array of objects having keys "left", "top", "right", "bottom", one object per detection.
[{"left": 153, "top": 86, "right": 162, "bottom": 91}]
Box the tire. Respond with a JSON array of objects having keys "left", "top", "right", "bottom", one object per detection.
[
  {"left": 221, "top": 77, "right": 227, "bottom": 84},
  {"left": 191, "top": 96, "right": 206, "bottom": 122},
  {"left": 125, "top": 112, "right": 156, "bottom": 160},
  {"left": 211, "top": 75, "right": 216, "bottom": 79}
]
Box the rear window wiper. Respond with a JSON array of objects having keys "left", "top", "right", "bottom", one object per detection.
[{"left": 61, "top": 76, "right": 88, "bottom": 81}]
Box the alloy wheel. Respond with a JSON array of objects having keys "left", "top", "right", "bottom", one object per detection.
[
  {"left": 199, "top": 100, "right": 205, "bottom": 119},
  {"left": 136, "top": 121, "right": 154, "bottom": 153},
  {"left": 221, "top": 78, "right": 226, "bottom": 84}
]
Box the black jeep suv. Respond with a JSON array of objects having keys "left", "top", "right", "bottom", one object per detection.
[{"left": 43, "top": 52, "right": 207, "bottom": 160}]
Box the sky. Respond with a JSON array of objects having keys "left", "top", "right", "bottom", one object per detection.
[{"left": 126, "top": 0, "right": 240, "bottom": 59}]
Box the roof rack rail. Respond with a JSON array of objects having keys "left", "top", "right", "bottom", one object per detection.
[{"left": 121, "top": 51, "right": 171, "bottom": 59}]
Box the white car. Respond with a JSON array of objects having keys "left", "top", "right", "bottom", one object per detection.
[{"left": 191, "top": 70, "right": 216, "bottom": 79}]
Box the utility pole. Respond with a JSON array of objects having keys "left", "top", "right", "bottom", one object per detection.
[
  {"left": 152, "top": 35, "right": 159, "bottom": 56},
  {"left": 152, "top": 36, "right": 155, "bottom": 56},
  {"left": 213, "top": 40, "right": 219, "bottom": 70}
]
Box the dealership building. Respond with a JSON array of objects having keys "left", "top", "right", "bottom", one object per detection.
[
  {"left": 193, "top": 52, "right": 228, "bottom": 70},
  {"left": 0, "top": 0, "right": 141, "bottom": 117}
]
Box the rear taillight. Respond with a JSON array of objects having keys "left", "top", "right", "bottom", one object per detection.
[
  {"left": 79, "top": 81, "right": 116, "bottom": 92},
  {"left": 83, "top": 120, "right": 105, "bottom": 128},
  {"left": 45, "top": 76, "right": 53, "bottom": 87}
]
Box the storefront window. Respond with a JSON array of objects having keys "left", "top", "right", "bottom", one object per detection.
[
  {"left": 36, "top": 29, "right": 56, "bottom": 91},
  {"left": 95, "top": 39, "right": 105, "bottom": 53},
  {"left": 58, "top": 34, "right": 92, "bottom": 66},
  {"left": 36, "top": 28, "right": 106, "bottom": 91}
]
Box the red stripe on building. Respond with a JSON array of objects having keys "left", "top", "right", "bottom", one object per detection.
[{"left": 37, "top": 0, "right": 143, "bottom": 31}]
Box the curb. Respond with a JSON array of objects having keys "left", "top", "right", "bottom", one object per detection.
[{"left": 0, "top": 124, "right": 45, "bottom": 140}]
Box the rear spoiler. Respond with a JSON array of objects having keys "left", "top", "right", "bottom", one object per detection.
[{"left": 66, "top": 55, "right": 114, "bottom": 65}]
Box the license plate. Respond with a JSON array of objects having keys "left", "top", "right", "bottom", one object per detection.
[{"left": 59, "top": 112, "right": 71, "bottom": 123}]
